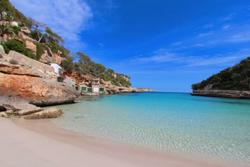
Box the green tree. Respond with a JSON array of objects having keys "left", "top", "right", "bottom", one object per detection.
[
  {"left": 77, "top": 52, "right": 91, "bottom": 64},
  {"left": 0, "top": 24, "right": 14, "bottom": 37}
]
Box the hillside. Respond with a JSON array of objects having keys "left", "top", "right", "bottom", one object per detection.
[
  {"left": 0, "top": 0, "right": 132, "bottom": 88},
  {"left": 192, "top": 57, "right": 250, "bottom": 91}
]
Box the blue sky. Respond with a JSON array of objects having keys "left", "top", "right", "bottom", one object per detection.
[{"left": 10, "top": 0, "right": 250, "bottom": 92}]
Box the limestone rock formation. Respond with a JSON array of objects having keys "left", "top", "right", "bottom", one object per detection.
[
  {"left": 24, "top": 108, "right": 62, "bottom": 119},
  {"left": 39, "top": 45, "right": 63, "bottom": 65},
  {"left": 25, "top": 40, "right": 37, "bottom": 54},
  {"left": 20, "top": 26, "right": 31, "bottom": 34},
  {"left": 191, "top": 90, "right": 250, "bottom": 99},
  {"left": 138, "top": 88, "right": 155, "bottom": 92},
  {"left": 18, "top": 32, "right": 36, "bottom": 42},
  {"left": 0, "top": 52, "right": 80, "bottom": 106},
  {"left": 0, "top": 72, "right": 79, "bottom": 106}
]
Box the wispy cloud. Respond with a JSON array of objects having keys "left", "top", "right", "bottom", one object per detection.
[
  {"left": 98, "top": 43, "right": 104, "bottom": 47},
  {"left": 10, "top": 0, "right": 93, "bottom": 43},
  {"left": 222, "top": 13, "right": 235, "bottom": 21},
  {"left": 172, "top": 41, "right": 183, "bottom": 46},
  {"left": 131, "top": 49, "right": 250, "bottom": 67},
  {"left": 222, "top": 24, "right": 231, "bottom": 30},
  {"left": 197, "top": 31, "right": 213, "bottom": 38},
  {"left": 133, "top": 49, "right": 178, "bottom": 63},
  {"left": 228, "top": 32, "right": 250, "bottom": 43}
]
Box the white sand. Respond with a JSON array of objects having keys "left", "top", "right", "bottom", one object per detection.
[{"left": 0, "top": 118, "right": 233, "bottom": 167}]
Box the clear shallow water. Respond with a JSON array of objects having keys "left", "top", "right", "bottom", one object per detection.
[{"left": 51, "top": 93, "right": 250, "bottom": 165}]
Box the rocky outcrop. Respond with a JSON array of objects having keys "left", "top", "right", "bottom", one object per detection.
[
  {"left": 20, "top": 26, "right": 31, "bottom": 34},
  {"left": 138, "top": 88, "right": 155, "bottom": 92},
  {"left": 54, "top": 53, "right": 63, "bottom": 65},
  {"left": 18, "top": 32, "right": 36, "bottom": 42},
  {"left": 0, "top": 52, "right": 80, "bottom": 106},
  {"left": 0, "top": 72, "right": 80, "bottom": 106},
  {"left": 8, "top": 51, "right": 54, "bottom": 72},
  {"left": 0, "top": 96, "right": 41, "bottom": 115},
  {"left": 39, "top": 45, "right": 64, "bottom": 65},
  {"left": 25, "top": 40, "right": 36, "bottom": 54},
  {"left": 0, "top": 96, "right": 62, "bottom": 119},
  {"left": 191, "top": 90, "right": 250, "bottom": 99},
  {"left": 24, "top": 108, "right": 62, "bottom": 120}
]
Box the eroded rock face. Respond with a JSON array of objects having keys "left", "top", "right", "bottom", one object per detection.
[
  {"left": 0, "top": 60, "right": 80, "bottom": 106},
  {"left": 39, "top": 46, "right": 63, "bottom": 65},
  {"left": 0, "top": 72, "right": 80, "bottom": 106},
  {"left": 25, "top": 40, "right": 37, "bottom": 54}
]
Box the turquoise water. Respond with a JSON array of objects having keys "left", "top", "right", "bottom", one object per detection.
[{"left": 51, "top": 93, "right": 250, "bottom": 165}]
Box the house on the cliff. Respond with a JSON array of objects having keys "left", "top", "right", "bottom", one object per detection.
[{"left": 91, "top": 78, "right": 105, "bottom": 93}]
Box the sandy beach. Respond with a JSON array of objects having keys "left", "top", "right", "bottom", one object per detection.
[{"left": 0, "top": 118, "right": 238, "bottom": 167}]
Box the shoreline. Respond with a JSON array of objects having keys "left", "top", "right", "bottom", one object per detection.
[{"left": 0, "top": 117, "right": 242, "bottom": 167}]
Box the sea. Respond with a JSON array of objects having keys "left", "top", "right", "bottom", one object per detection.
[{"left": 51, "top": 92, "right": 250, "bottom": 166}]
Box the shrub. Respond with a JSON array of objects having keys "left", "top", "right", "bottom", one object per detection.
[
  {"left": 9, "top": 59, "right": 18, "bottom": 65},
  {"left": 2, "top": 39, "right": 36, "bottom": 59},
  {"left": 33, "top": 42, "right": 44, "bottom": 60},
  {"left": 10, "top": 26, "right": 21, "bottom": 35}
]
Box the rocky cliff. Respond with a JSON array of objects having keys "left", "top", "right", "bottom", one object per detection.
[
  {"left": 191, "top": 90, "right": 250, "bottom": 99},
  {"left": 0, "top": 50, "right": 80, "bottom": 108},
  {"left": 191, "top": 57, "right": 250, "bottom": 99}
]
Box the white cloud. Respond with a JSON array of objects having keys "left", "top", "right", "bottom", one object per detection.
[{"left": 10, "top": 0, "right": 93, "bottom": 43}]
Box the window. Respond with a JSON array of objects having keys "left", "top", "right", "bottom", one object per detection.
[
  {"left": 88, "top": 88, "right": 92, "bottom": 92},
  {"left": 99, "top": 88, "right": 104, "bottom": 92},
  {"left": 81, "top": 87, "right": 86, "bottom": 91}
]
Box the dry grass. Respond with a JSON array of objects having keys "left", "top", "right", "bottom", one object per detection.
[{"left": 24, "top": 109, "right": 62, "bottom": 120}]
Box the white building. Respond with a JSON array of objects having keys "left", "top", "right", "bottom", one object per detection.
[{"left": 50, "top": 63, "right": 62, "bottom": 76}]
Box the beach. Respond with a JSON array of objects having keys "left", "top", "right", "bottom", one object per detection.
[{"left": 0, "top": 117, "right": 227, "bottom": 167}]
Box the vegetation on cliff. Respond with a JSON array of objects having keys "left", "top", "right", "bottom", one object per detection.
[
  {"left": 1, "top": 0, "right": 132, "bottom": 87},
  {"left": 192, "top": 57, "right": 250, "bottom": 91},
  {"left": 2, "top": 39, "right": 36, "bottom": 59}
]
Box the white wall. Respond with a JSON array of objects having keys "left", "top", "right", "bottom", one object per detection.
[{"left": 50, "top": 63, "right": 61, "bottom": 75}]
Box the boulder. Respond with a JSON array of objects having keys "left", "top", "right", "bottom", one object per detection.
[
  {"left": 25, "top": 40, "right": 37, "bottom": 54},
  {"left": 18, "top": 107, "right": 43, "bottom": 116},
  {"left": 18, "top": 32, "right": 36, "bottom": 42},
  {"left": 21, "top": 27, "right": 31, "bottom": 34},
  {"left": 0, "top": 112, "right": 9, "bottom": 118},
  {"left": 24, "top": 108, "right": 62, "bottom": 119},
  {"left": 0, "top": 96, "right": 39, "bottom": 115}
]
